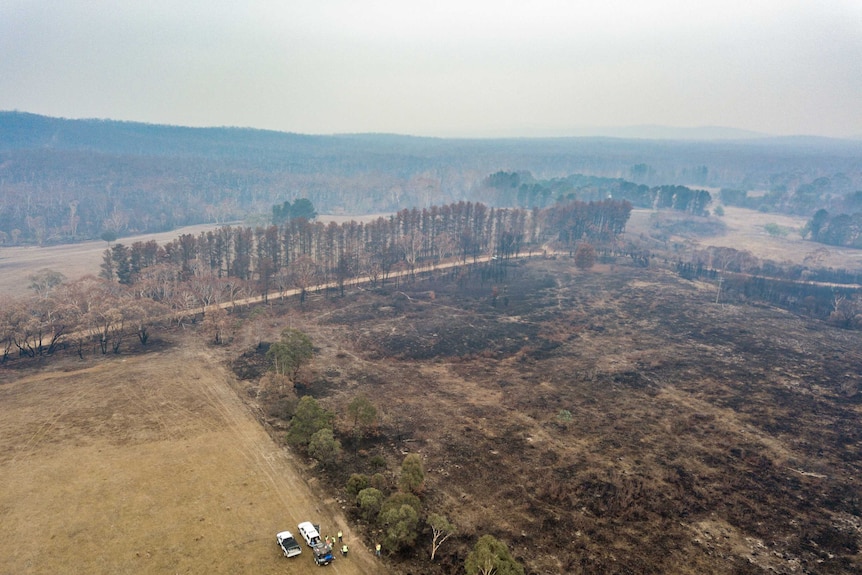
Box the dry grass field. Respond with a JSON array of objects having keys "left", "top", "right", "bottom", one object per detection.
[
  {"left": 628, "top": 206, "right": 862, "bottom": 271},
  {"left": 0, "top": 339, "right": 383, "bottom": 575}
]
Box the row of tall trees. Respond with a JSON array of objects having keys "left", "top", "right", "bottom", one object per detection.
[
  {"left": 2, "top": 199, "right": 632, "bottom": 361},
  {"left": 676, "top": 245, "right": 862, "bottom": 327},
  {"left": 100, "top": 200, "right": 632, "bottom": 296}
]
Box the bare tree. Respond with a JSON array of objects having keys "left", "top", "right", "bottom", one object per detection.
[
  {"left": 203, "top": 305, "right": 231, "bottom": 344},
  {"left": 291, "top": 256, "right": 318, "bottom": 304},
  {"left": 0, "top": 295, "right": 16, "bottom": 362}
]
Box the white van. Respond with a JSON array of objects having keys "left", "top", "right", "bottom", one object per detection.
[{"left": 297, "top": 521, "right": 322, "bottom": 547}]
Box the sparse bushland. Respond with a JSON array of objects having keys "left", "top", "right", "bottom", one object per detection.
[{"left": 245, "top": 252, "right": 862, "bottom": 574}]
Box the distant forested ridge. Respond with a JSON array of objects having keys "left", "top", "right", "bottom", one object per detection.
[{"left": 1, "top": 111, "right": 861, "bottom": 246}]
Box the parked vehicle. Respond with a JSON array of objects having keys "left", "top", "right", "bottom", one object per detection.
[
  {"left": 276, "top": 531, "right": 302, "bottom": 558},
  {"left": 298, "top": 521, "right": 334, "bottom": 566},
  {"left": 312, "top": 541, "right": 334, "bottom": 566},
  {"left": 297, "top": 521, "right": 322, "bottom": 547}
]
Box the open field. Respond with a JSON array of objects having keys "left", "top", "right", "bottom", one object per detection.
[
  {"left": 628, "top": 207, "right": 862, "bottom": 271},
  {"left": 0, "top": 339, "right": 383, "bottom": 575}
]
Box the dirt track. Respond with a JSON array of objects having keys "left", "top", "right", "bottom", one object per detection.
[{"left": 0, "top": 340, "right": 385, "bottom": 575}]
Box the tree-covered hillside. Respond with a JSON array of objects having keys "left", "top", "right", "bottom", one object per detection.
[{"left": 1, "top": 111, "right": 861, "bottom": 246}]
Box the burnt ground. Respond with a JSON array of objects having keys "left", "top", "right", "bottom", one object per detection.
[{"left": 240, "top": 256, "right": 862, "bottom": 575}]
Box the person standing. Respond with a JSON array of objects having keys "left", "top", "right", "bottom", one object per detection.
[{"left": 375, "top": 542, "right": 381, "bottom": 557}]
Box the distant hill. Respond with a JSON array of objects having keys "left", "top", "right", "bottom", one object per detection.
[
  {"left": 548, "top": 124, "right": 768, "bottom": 140},
  {"left": 1, "top": 111, "right": 861, "bottom": 247}
]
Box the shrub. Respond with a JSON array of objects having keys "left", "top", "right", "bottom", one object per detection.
[
  {"left": 346, "top": 473, "right": 370, "bottom": 497},
  {"left": 356, "top": 487, "right": 384, "bottom": 522},
  {"left": 308, "top": 427, "right": 341, "bottom": 466},
  {"left": 286, "top": 396, "right": 333, "bottom": 447},
  {"left": 370, "top": 472, "right": 389, "bottom": 492},
  {"left": 398, "top": 453, "right": 425, "bottom": 494}
]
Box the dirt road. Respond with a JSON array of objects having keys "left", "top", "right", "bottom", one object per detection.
[{"left": 0, "top": 341, "right": 385, "bottom": 575}]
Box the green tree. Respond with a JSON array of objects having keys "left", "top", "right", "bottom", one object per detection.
[
  {"left": 272, "top": 200, "right": 291, "bottom": 224},
  {"left": 428, "top": 513, "right": 456, "bottom": 561},
  {"left": 308, "top": 427, "right": 341, "bottom": 466},
  {"left": 380, "top": 492, "right": 421, "bottom": 517},
  {"left": 379, "top": 502, "right": 419, "bottom": 552},
  {"left": 370, "top": 472, "right": 389, "bottom": 492},
  {"left": 804, "top": 208, "right": 830, "bottom": 240},
  {"left": 465, "top": 535, "right": 524, "bottom": 575},
  {"left": 345, "top": 473, "right": 370, "bottom": 498},
  {"left": 291, "top": 198, "right": 317, "bottom": 221},
  {"left": 348, "top": 394, "right": 377, "bottom": 430},
  {"left": 286, "top": 396, "right": 333, "bottom": 447},
  {"left": 764, "top": 222, "right": 789, "bottom": 237},
  {"left": 266, "top": 328, "right": 313, "bottom": 382},
  {"left": 111, "top": 243, "right": 132, "bottom": 284},
  {"left": 398, "top": 453, "right": 425, "bottom": 495},
  {"left": 99, "top": 248, "right": 115, "bottom": 281},
  {"left": 356, "top": 487, "right": 384, "bottom": 522}
]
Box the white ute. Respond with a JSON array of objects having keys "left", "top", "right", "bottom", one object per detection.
[{"left": 276, "top": 531, "right": 302, "bottom": 558}]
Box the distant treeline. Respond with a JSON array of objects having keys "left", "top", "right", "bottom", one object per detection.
[
  {"left": 803, "top": 208, "right": 862, "bottom": 249},
  {"left": 483, "top": 171, "right": 712, "bottom": 215},
  {"left": 677, "top": 245, "right": 862, "bottom": 328},
  {"left": 720, "top": 183, "right": 862, "bottom": 217}
]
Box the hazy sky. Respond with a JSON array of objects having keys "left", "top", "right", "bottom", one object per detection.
[{"left": 2, "top": 1, "right": 861, "bottom": 138}]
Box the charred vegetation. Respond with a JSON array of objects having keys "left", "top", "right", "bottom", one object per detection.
[{"left": 244, "top": 255, "right": 862, "bottom": 574}]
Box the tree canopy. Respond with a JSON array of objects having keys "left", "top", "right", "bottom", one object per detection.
[
  {"left": 465, "top": 535, "right": 524, "bottom": 575},
  {"left": 286, "top": 396, "right": 332, "bottom": 447},
  {"left": 266, "top": 328, "right": 313, "bottom": 382},
  {"left": 356, "top": 487, "right": 384, "bottom": 522},
  {"left": 379, "top": 502, "right": 419, "bottom": 552},
  {"left": 272, "top": 198, "right": 317, "bottom": 224},
  {"left": 428, "top": 512, "right": 456, "bottom": 561},
  {"left": 398, "top": 453, "right": 426, "bottom": 495},
  {"left": 308, "top": 427, "right": 341, "bottom": 466}
]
